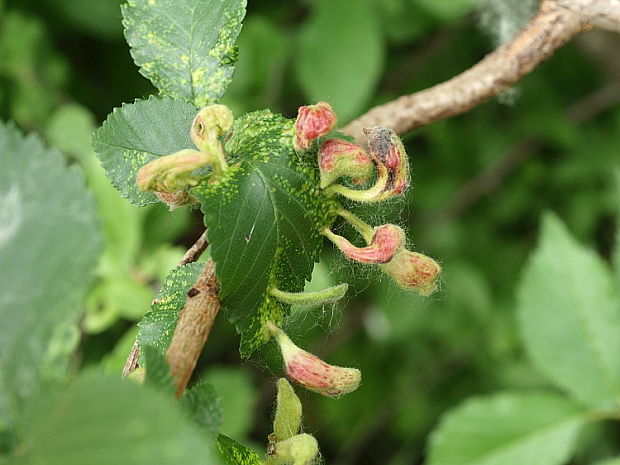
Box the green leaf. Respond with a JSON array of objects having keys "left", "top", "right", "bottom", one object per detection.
[
  {"left": 222, "top": 16, "right": 290, "bottom": 114},
  {"left": 181, "top": 381, "right": 223, "bottom": 433},
  {"left": 613, "top": 169, "right": 620, "bottom": 284},
  {"left": 191, "top": 110, "right": 336, "bottom": 356},
  {"left": 0, "top": 122, "right": 101, "bottom": 441},
  {"left": 138, "top": 262, "right": 204, "bottom": 357},
  {"left": 19, "top": 372, "right": 223, "bottom": 465},
  {"left": 517, "top": 213, "right": 620, "bottom": 408},
  {"left": 296, "top": 0, "right": 383, "bottom": 123},
  {"left": 413, "top": 0, "right": 477, "bottom": 20},
  {"left": 203, "top": 367, "right": 257, "bottom": 439},
  {"left": 591, "top": 459, "right": 620, "bottom": 465},
  {"left": 427, "top": 391, "right": 585, "bottom": 465},
  {"left": 142, "top": 344, "right": 174, "bottom": 393},
  {"left": 217, "top": 435, "right": 262, "bottom": 465},
  {"left": 92, "top": 96, "right": 198, "bottom": 206},
  {"left": 47, "top": 103, "right": 143, "bottom": 263},
  {"left": 122, "top": 0, "right": 246, "bottom": 106}
]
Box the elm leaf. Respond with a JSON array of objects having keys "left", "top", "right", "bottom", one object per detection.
[{"left": 122, "top": 0, "right": 246, "bottom": 106}]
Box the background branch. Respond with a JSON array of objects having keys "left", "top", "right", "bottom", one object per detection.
[{"left": 341, "top": 0, "right": 619, "bottom": 140}]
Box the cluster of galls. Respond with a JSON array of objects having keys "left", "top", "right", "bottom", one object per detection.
[
  {"left": 135, "top": 102, "right": 441, "bottom": 465},
  {"left": 297, "top": 101, "right": 441, "bottom": 298}
]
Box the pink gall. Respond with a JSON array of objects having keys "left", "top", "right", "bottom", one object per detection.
[
  {"left": 325, "top": 127, "right": 411, "bottom": 202},
  {"left": 364, "top": 127, "right": 410, "bottom": 200},
  {"left": 267, "top": 323, "right": 361, "bottom": 397},
  {"left": 323, "top": 224, "right": 405, "bottom": 264},
  {"left": 294, "top": 102, "right": 336, "bottom": 151}
]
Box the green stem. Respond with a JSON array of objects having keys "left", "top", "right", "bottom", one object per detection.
[
  {"left": 336, "top": 208, "right": 374, "bottom": 243},
  {"left": 324, "top": 162, "right": 388, "bottom": 202},
  {"left": 269, "top": 284, "right": 348, "bottom": 307}
]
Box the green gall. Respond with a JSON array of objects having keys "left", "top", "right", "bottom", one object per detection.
[
  {"left": 318, "top": 138, "right": 374, "bottom": 189},
  {"left": 268, "top": 434, "right": 319, "bottom": 465},
  {"left": 269, "top": 283, "right": 348, "bottom": 307},
  {"left": 190, "top": 104, "right": 234, "bottom": 152},
  {"left": 273, "top": 378, "right": 302, "bottom": 441},
  {"left": 380, "top": 249, "right": 441, "bottom": 296},
  {"left": 190, "top": 105, "right": 233, "bottom": 175},
  {"left": 136, "top": 149, "right": 209, "bottom": 193}
]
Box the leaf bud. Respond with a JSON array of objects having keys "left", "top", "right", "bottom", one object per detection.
[
  {"left": 294, "top": 102, "right": 336, "bottom": 151},
  {"left": 318, "top": 139, "right": 374, "bottom": 188},
  {"left": 267, "top": 322, "right": 361, "bottom": 397}
]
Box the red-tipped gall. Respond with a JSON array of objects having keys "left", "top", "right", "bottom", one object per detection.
[
  {"left": 267, "top": 322, "right": 361, "bottom": 397},
  {"left": 323, "top": 224, "right": 405, "bottom": 264},
  {"left": 294, "top": 102, "right": 336, "bottom": 151}
]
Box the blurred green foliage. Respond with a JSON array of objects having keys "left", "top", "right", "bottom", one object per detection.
[{"left": 0, "top": 0, "right": 619, "bottom": 464}]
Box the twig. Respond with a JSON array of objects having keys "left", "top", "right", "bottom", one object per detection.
[
  {"left": 178, "top": 230, "right": 210, "bottom": 266},
  {"left": 166, "top": 259, "right": 220, "bottom": 398},
  {"left": 122, "top": 230, "right": 209, "bottom": 376},
  {"left": 342, "top": 0, "right": 603, "bottom": 141}
]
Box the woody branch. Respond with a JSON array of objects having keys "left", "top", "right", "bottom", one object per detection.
[{"left": 343, "top": 0, "right": 620, "bottom": 141}]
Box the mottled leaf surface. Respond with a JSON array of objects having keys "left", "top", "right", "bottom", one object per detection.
[
  {"left": 21, "top": 373, "right": 223, "bottom": 465},
  {"left": 428, "top": 392, "right": 585, "bottom": 465},
  {"left": 92, "top": 96, "right": 197, "bottom": 206},
  {"left": 192, "top": 110, "right": 336, "bottom": 356},
  {"left": 138, "top": 262, "right": 204, "bottom": 357},
  {"left": 122, "top": 0, "right": 246, "bottom": 106},
  {"left": 518, "top": 213, "right": 620, "bottom": 408},
  {"left": 217, "top": 435, "right": 262, "bottom": 465},
  {"left": 0, "top": 122, "right": 101, "bottom": 441}
]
